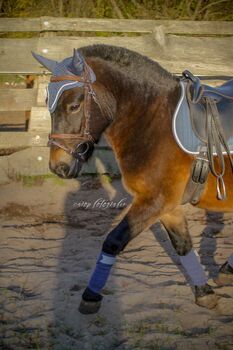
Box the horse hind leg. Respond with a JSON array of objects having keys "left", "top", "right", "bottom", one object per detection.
[
  {"left": 160, "top": 206, "right": 219, "bottom": 309},
  {"left": 215, "top": 254, "right": 233, "bottom": 286}
]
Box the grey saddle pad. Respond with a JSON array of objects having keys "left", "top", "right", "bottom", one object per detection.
[{"left": 172, "top": 81, "right": 233, "bottom": 155}]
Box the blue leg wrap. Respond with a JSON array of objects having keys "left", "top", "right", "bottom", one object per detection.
[{"left": 88, "top": 251, "right": 116, "bottom": 294}]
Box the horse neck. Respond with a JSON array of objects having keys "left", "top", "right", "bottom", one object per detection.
[{"left": 87, "top": 57, "right": 180, "bottom": 144}]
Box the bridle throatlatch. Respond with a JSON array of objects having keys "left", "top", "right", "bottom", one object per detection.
[{"left": 48, "top": 65, "right": 102, "bottom": 161}]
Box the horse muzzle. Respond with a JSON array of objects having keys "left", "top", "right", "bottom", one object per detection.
[{"left": 50, "top": 141, "right": 94, "bottom": 179}]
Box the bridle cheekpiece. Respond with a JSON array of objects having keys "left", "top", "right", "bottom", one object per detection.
[{"left": 48, "top": 65, "right": 100, "bottom": 161}]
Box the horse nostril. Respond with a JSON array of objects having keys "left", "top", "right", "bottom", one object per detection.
[{"left": 55, "top": 162, "right": 70, "bottom": 178}]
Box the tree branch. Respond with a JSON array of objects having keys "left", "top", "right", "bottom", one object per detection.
[
  {"left": 192, "top": 0, "right": 203, "bottom": 20},
  {"left": 199, "top": 0, "right": 230, "bottom": 14},
  {"left": 110, "top": 0, "right": 124, "bottom": 19}
]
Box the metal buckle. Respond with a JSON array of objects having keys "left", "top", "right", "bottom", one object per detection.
[
  {"left": 216, "top": 175, "right": 227, "bottom": 200},
  {"left": 72, "top": 142, "right": 90, "bottom": 161}
]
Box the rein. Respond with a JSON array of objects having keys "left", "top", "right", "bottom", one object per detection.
[{"left": 48, "top": 66, "right": 101, "bottom": 160}]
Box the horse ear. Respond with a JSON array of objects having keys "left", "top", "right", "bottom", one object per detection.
[
  {"left": 31, "top": 52, "right": 57, "bottom": 72},
  {"left": 72, "top": 49, "right": 85, "bottom": 75}
]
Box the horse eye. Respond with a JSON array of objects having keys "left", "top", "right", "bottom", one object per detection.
[{"left": 70, "top": 104, "right": 80, "bottom": 112}]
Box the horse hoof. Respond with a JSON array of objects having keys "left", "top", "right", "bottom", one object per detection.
[
  {"left": 195, "top": 284, "right": 219, "bottom": 309},
  {"left": 79, "top": 287, "right": 103, "bottom": 314},
  {"left": 195, "top": 293, "right": 219, "bottom": 309},
  {"left": 79, "top": 299, "right": 102, "bottom": 314},
  {"left": 215, "top": 262, "right": 233, "bottom": 286}
]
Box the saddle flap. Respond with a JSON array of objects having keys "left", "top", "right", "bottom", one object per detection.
[
  {"left": 173, "top": 81, "right": 233, "bottom": 155},
  {"left": 188, "top": 88, "right": 233, "bottom": 143}
]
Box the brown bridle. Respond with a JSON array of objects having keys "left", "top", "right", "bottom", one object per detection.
[{"left": 48, "top": 65, "right": 102, "bottom": 161}]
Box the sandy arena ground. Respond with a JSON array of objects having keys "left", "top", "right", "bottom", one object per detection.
[{"left": 0, "top": 176, "right": 233, "bottom": 350}]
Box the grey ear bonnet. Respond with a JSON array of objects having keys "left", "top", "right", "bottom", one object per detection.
[{"left": 32, "top": 50, "right": 96, "bottom": 113}]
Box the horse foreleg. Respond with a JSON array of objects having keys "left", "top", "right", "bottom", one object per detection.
[
  {"left": 79, "top": 197, "right": 163, "bottom": 314},
  {"left": 160, "top": 206, "right": 219, "bottom": 309}
]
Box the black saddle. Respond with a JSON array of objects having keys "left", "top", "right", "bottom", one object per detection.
[
  {"left": 181, "top": 70, "right": 233, "bottom": 202},
  {"left": 203, "top": 80, "right": 233, "bottom": 99},
  {"left": 182, "top": 70, "right": 233, "bottom": 142},
  {"left": 183, "top": 70, "right": 233, "bottom": 101}
]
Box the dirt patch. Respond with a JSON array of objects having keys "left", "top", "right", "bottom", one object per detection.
[
  {"left": 0, "top": 203, "right": 33, "bottom": 218},
  {"left": 0, "top": 177, "right": 232, "bottom": 350}
]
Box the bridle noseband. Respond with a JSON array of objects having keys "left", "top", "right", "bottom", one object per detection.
[{"left": 48, "top": 66, "right": 101, "bottom": 161}]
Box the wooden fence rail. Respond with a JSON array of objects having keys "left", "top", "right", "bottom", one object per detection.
[
  {"left": 0, "top": 17, "right": 233, "bottom": 34},
  {"left": 1, "top": 35, "right": 232, "bottom": 75},
  {"left": 0, "top": 18, "right": 232, "bottom": 182},
  {"left": 1, "top": 18, "right": 232, "bottom": 75}
]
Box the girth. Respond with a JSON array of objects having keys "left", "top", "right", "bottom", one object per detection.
[{"left": 181, "top": 70, "right": 233, "bottom": 204}]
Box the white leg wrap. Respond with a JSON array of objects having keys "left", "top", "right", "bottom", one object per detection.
[{"left": 180, "top": 249, "right": 207, "bottom": 286}]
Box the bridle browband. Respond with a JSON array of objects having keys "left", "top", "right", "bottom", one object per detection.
[{"left": 48, "top": 65, "right": 103, "bottom": 161}]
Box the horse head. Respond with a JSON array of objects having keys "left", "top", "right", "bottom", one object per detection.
[{"left": 32, "top": 49, "right": 113, "bottom": 178}]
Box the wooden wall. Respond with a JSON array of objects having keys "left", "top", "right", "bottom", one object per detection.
[{"left": 0, "top": 18, "right": 232, "bottom": 182}]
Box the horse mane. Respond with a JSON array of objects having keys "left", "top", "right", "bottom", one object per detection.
[{"left": 79, "top": 44, "right": 178, "bottom": 93}]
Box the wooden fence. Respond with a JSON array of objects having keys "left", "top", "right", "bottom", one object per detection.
[{"left": 0, "top": 17, "right": 233, "bottom": 182}]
